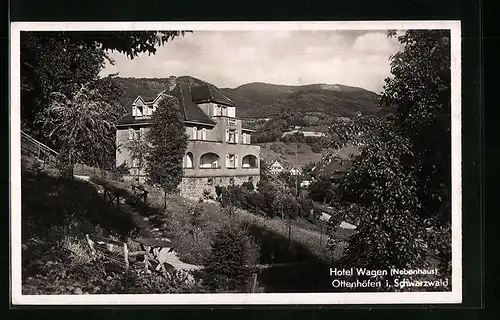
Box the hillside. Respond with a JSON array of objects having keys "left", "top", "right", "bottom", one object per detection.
[
  {"left": 113, "top": 76, "right": 381, "bottom": 119},
  {"left": 259, "top": 142, "right": 359, "bottom": 169},
  {"left": 222, "top": 82, "right": 380, "bottom": 118}
]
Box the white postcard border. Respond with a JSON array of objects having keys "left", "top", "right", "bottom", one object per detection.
[{"left": 10, "top": 20, "right": 462, "bottom": 305}]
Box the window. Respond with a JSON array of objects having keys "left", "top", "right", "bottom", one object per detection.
[
  {"left": 200, "top": 153, "right": 220, "bottom": 168},
  {"left": 242, "top": 133, "right": 247, "bottom": 144},
  {"left": 136, "top": 106, "right": 143, "bottom": 117},
  {"left": 214, "top": 105, "right": 221, "bottom": 116},
  {"left": 242, "top": 155, "right": 258, "bottom": 168},
  {"left": 128, "top": 128, "right": 134, "bottom": 140},
  {"left": 226, "top": 154, "right": 238, "bottom": 168},
  {"left": 185, "top": 152, "right": 194, "bottom": 168},
  {"left": 192, "top": 127, "right": 198, "bottom": 139},
  {"left": 201, "top": 128, "right": 207, "bottom": 140},
  {"left": 226, "top": 129, "right": 238, "bottom": 143}
]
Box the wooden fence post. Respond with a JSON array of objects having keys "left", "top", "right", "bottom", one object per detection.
[
  {"left": 251, "top": 273, "right": 258, "bottom": 293},
  {"left": 86, "top": 234, "right": 96, "bottom": 258},
  {"left": 123, "top": 242, "right": 129, "bottom": 270}
]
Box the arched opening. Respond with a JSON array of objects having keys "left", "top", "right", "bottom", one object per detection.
[
  {"left": 200, "top": 152, "right": 220, "bottom": 168},
  {"left": 242, "top": 155, "right": 258, "bottom": 168},
  {"left": 184, "top": 152, "right": 193, "bottom": 168}
]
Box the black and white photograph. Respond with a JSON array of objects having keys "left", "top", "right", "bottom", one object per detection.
[{"left": 10, "top": 21, "right": 462, "bottom": 305}]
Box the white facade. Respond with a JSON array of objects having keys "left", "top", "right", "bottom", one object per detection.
[{"left": 269, "top": 161, "right": 284, "bottom": 174}]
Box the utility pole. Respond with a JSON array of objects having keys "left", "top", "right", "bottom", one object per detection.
[{"left": 288, "top": 139, "right": 298, "bottom": 251}]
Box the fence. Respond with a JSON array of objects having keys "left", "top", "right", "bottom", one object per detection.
[
  {"left": 21, "top": 131, "right": 59, "bottom": 168},
  {"left": 21, "top": 131, "right": 115, "bottom": 179}
]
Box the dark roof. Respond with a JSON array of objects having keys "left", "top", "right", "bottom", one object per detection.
[
  {"left": 174, "top": 84, "right": 216, "bottom": 125},
  {"left": 190, "top": 84, "right": 235, "bottom": 106},
  {"left": 312, "top": 159, "right": 353, "bottom": 176},
  {"left": 117, "top": 113, "right": 150, "bottom": 125},
  {"left": 241, "top": 126, "right": 255, "bottom": 132},
  {"left": 117, "top": 84, "right": 216, "bottom": 127}
]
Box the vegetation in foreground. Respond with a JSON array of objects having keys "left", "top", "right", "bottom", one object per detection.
[{"left": 21, "top": 169, "right": 206, "bottom": 294}]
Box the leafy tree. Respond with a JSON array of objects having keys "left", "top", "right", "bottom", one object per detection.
[
  {"left": 307, "top": 176, "right": 334, "bottom": 204},
  {"left": 324, "top": 30, "right": 452, "bottom": 279},
  {"left": 21, "top": 31, "right": 188, "bottom": 168},
  {"left": 125, "top": 133, "right": 150, "bottom": 181},
  {"left": 146, "top": 96, "right": 188, "bottom": 210},
  {"left": 259, "top": 159, "right": 271, "bottom": 182},
  {"left": 40, "top": 84, "right": 118, "bottom": 178}
]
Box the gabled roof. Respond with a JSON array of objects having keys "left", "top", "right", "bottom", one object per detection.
[
  {"left": 117, "top": 84, "right": 216, "bottom": 127},
  {"left": 311, "top": 159, "right": 353, "bottom": 176},
  {"left": 173, "top": 84, "right": 216, "bottom": 125},
  {"left": 270, "top": 160, "right": 284, "bottom": 168},
  {"left": 190, "top": 84, "right": 235, "bottom": 106}
]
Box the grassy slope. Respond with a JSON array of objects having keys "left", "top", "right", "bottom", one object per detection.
[
  {"left": 89, "top": 176, "right": 347, "bottom": 266},
  {"left": 259, "top": 142, "right": 360, "bottom": 168}
]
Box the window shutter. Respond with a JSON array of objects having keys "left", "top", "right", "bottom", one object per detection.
[
  {"left": 202, "top": 128, "right": 206, "bottom": 140},
  {"left": 128, "top": 128, "right": 133, "bottom": 140},
  {"left": 235, "top": 155, "right": 239, "bottom": 168},
  {"left": 225, "top": 154, "right": 230, "bottom": 167},
  {"left": 193, "top": 127, "right": 197, "bottom": 139},
  {"left": 235, "top": 131, "right": 239, "bottom": 144},
  {"left": 225, "top": 129, "right": 229, "bottom": 142}
]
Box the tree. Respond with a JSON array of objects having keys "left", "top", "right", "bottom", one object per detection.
[
  {"left": 125, "top": 133, "right": 150, "bottom": 182},
  {"left": 146, "top": 96, "right": 188, "bottom": 210},
  {"left": 40, "top": 84, "right": 118, "bottom": 178},
  {"left": 202, "top": 222, "right": 258, "bottom": 292},
  {"left": 324, "top": 30, "right": 452, "bottom": 280},
  {"left": 21, "top": 31, "right": 188, "bottom": 168},
  {"left": 307, "top": 176, "right": 334, "bottom": 204}
]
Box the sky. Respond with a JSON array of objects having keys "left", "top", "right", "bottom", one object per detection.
[{"left": 101, "top": 30, "right": 403, "bottom": 93}]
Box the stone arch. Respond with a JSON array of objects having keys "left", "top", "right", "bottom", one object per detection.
[
  {"left": 184, "top": 152, "right": 194, "bottom": 168},
  {"left": 242, "top": 154, "right": 258, "bottom": 168},
  {"left": 200, "top": 152, "right": 220, "bottom": 168}
]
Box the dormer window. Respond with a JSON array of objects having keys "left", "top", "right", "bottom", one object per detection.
[
  {"left": 136, "top": 106, "right": 144, "bottom": 117},
  {"left": 214, "top": 105, "right": 221, "bottom": 116},
  {"left": 192, "top": 127, "right": 207, "bottom": 140}
]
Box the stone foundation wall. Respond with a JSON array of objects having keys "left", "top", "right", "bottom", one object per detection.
[
  {"left": 122, "top": 174, "right": 261, "bottom": 200},
  {"left": 180, "top": 175, "right": 260, "bottom": 200}
]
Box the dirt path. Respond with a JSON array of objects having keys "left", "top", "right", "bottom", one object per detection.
[{"left": 91, "top": 181, "right": 203, "bottom": 271}]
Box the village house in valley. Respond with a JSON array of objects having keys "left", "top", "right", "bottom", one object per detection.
[
  {"left": 269, "top": 160, "right": 285, "bottom": 174},
  {"left": 115, "top": 76, "right": 261, "bottom": 198}
]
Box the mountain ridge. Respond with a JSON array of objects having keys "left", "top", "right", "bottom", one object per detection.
[{"left": 114, "top": 76, "right": 381, "bottom": 118}]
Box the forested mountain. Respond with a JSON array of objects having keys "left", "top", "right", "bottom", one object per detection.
[{"left": 114, "top": 76, "right": 381, "bottom": 118}]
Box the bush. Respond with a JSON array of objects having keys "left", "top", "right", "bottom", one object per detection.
[
  {"left": 241, "top": 181, "right": 255, "bottom": 191},
  {"left": 202, "top": 222, "right": 259, "bottom": 292}
]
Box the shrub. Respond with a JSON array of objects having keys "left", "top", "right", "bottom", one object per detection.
[
  {"left": 241, "top": 181, "right": 255, "bottom": 191},
  {"left": 202, "top": 221, "right": 259, "bottom": 292}
]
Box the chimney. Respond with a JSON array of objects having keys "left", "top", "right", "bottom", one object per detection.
[{"left": 167, "top": 76, "right": 177, "bottom": 91}]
